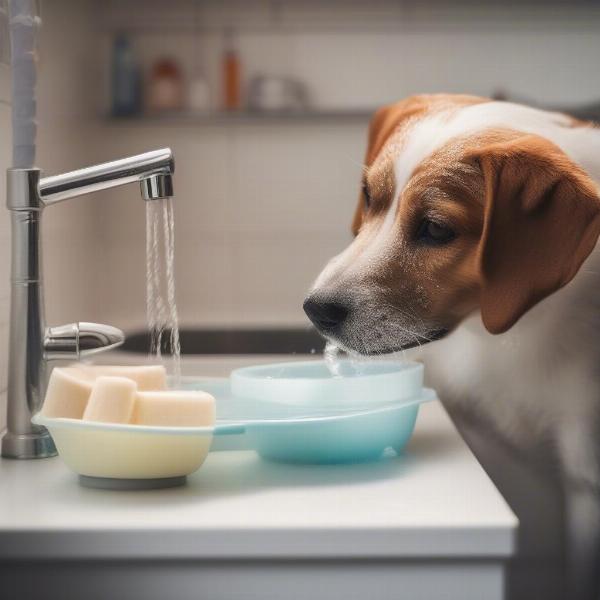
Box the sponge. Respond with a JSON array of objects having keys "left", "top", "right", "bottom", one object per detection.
[
  {"left": 132, "top": 390, "right": 216, "bottom": 427},
  {"left": 42, "top": 367, "right": 93, "bottom": 419},
  {"left": 76, "top": 364, "right": 167, "bottom": 391},
  {"left": 82, "top": 376, "right": 137, "bottom": 424}
]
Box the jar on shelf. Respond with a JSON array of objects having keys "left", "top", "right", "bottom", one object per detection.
[{"left": 148, "top": 58, "right": 184, "bottom": 113}]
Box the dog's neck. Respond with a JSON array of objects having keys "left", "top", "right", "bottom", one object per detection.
[{"left": 422, "top": 229, "right": 600, "bottom": 459}]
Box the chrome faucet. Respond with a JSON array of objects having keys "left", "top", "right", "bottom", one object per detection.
[{"left": 1, "top": 148, "right": 175, "bottom": 459}]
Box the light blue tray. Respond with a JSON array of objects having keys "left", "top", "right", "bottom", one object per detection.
[{"left": 181, "top": 377, "right": 436, "bottom": 464}]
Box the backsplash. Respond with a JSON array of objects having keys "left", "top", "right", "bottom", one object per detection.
[
  {"left": 3, "top": 0, "right": 600, "bottom": 348},
  {"left": 91, "top": 121, "right": 361, "bottom": 331},
  {"left": 87, "top": 0, "right": 600, "bottom": 333}
]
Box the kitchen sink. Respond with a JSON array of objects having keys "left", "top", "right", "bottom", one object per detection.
[{"left": 121, "top": 328, "right": 326, "bottom": 355}]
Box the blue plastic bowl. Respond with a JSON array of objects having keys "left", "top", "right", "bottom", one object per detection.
[
  {"left": 244, "top": 396, "right": 430, "bottom": 464},
  {"left": 231, "top": 359, "right": 424, "bottom": 409},
  {"left": 181, "top": 377, "right": 436, "bottom": 464}
]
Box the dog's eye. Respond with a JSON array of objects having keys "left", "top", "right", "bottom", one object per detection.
[
  {"left": 417, "top": 218, "right": 456, "bottom": 244},
  {"left": 362, "top": 181, "right": 371, "bottom": 209}
]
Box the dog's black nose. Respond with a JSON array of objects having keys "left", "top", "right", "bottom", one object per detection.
[{"left": 303, "top": 297, "right": 349, "bottom": 333}]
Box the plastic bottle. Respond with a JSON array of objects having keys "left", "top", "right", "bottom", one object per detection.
[
  {"left": 188, "top": 69, "right": 211, "bottom": 112},
  {"left": 148, "top": 58, "right": 185, "bottom": 112},
  {"left": 222, "top": 28, "right": 241, "bottom": 111},
  {"left": 111, "top": 34, "right": 141, "bottom": 117}
]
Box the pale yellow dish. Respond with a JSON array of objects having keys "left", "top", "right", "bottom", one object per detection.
[
  {"left": 33, "top": 416, "right": 214, "bottom": 481},
  {"left": 36, "top": 365, "right": 216, "bottom": 486}
]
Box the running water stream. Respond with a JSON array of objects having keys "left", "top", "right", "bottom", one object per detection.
[
  {"left": 324, "top": 341, "right": 343, "bottom": 376},
  {"left": 324, "top": 341, "right": 362, "bottom": 377},
  {"left": 146, "top": 198, "right": 181, "bottom": 385}
]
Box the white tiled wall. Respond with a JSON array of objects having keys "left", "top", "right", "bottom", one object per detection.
[
  {"left": 91, "top": 120, "right": 362, "bottom": 331},
  {"left": 36, "top": 0, "right": 102, "bottom": 326},
  {"left": 97, "top": 0, "right": 600, "bottom": 108},
  {"left": 89, "top": 0, "right": 600, "bottom": 333},
  {"left": 4, "top": 0, "right": 598, "bottom": 341}
]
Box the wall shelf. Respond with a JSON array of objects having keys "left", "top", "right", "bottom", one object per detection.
[
  {"left": 105, "top": 109, "right": 375, "bottom": 126},
  {"left": 97, "top": 0, "right": 600, "bottom": 35}
]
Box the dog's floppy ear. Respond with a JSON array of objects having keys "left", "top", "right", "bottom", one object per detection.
[{"left": 472, "top": 133, "right": 600, "bottom": 334}]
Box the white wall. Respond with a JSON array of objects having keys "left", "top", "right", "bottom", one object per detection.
[
  {"left": 92, "top": 122, "right": 361, "bottom": 331},
  {"left": 4, "top": 0, "right": 600, "bottom": 356},
  {"left": 89, "top": 0, "right": 600, "bottom": 333},
  {"left": 37, "top": 0, "right": 102, "bottom": 326}
]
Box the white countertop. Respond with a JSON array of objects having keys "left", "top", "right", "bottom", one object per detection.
[{"left": 0, "top": 390, "right": 517, "bottom": 562}]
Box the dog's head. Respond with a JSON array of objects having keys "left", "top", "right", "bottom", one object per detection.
[{"left": 305, "top": 94, "right": 600, "bottom": 354}]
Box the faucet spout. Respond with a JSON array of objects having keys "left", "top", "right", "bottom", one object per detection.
[
  {"left": 78, "top": 323, "right": 125, "bottom": 356},
  {"left": 44, "top": 322, "right": 125, "bottom": 361},
  {"left": 38, "top": 147, "right": 174, "bottom": 206},
  {"left": 141, "top": 172, "right": 174, "bottom": 201}
]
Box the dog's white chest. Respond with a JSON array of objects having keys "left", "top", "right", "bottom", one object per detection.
[{"left": 421, "top": 288, "right": 600, "bottom": 451}]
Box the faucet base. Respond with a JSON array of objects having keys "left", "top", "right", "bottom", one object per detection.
[{"left": 1, "top": 428, "right": 57, "bottom": 459}]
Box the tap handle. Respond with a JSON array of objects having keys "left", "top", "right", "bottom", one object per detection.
[{"left": 44, "top": 322, "right": 125, "bottom": 361}]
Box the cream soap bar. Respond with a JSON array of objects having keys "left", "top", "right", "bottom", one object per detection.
[
  {"left": 133, "top": 390, "right": 216, "bottom": 427},
  {"left": 77, "top": 365, "right": 167, "bottom": 391},
  {"left": 42, "top": 367, "right": 93, "bottom": 419},
  {"left": 82, "top": 376, "right": 137, "bottom": 424}
]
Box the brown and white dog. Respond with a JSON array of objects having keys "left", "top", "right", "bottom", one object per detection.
[{"left": 304, "top": 94, "right": 600, "bottom": 600}]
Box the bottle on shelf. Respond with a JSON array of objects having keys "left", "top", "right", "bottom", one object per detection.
[
  {"left": 148, "top": 58, "right": 184, "bottom": 113},
  {"left": 187, "top": 8, "right": 212, "bottom": 114},
  {"left": 188, "top": 69, "right": 211, "bottom": 113},
  {"left": 222, "top": 27, "right": 241, "bottom": 111},
  {"left": 111, "top": 33, "right": 141, "bottom": 117}
]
